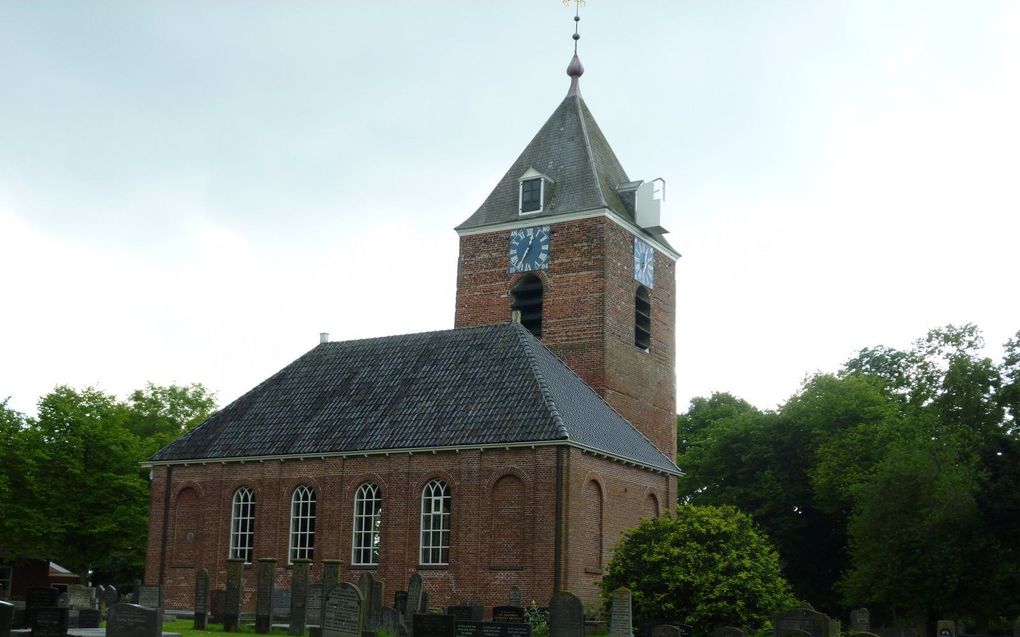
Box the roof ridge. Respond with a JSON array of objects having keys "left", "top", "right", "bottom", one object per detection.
[
  {"left": 573, "top": 95, "right": 610, "bottom": 210},
  {"left": 512, "top": 323, "right": 569, "bottom": 440}
]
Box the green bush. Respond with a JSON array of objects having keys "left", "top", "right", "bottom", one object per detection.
[{"left": 601, "top": 505, "right": 795, "bottom": 637}]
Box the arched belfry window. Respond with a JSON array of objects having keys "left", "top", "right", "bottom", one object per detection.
[
  {"left": 511, "top": 274, "right": 543, "bottom": 338},
  {"left": 289, "top": 485, "right": 316, "bottom": 562},
  {"left": 229, "top": 487, "right": 255, "bottom": 563},
  {"left": 352, "top": 483, "right": 382, "bottom": 566},
  {"left": 635, "top": 286, "right": 651, "bottom": 351}
]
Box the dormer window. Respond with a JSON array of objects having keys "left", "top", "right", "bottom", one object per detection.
[{"left": 518, "top": 168, "right": 552, "bottom": 215}]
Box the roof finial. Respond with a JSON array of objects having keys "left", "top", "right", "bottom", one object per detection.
[{"left": 565, "top": 0, "right": 585, "bottom": 97}]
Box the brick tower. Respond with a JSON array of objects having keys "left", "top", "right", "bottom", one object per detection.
[{"left": 454, "top": 53, "right": 679, "bottom": 460}]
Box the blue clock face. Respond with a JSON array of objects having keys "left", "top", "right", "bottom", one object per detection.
[
  {"left": 634, "top": 237, "right": 654, "bottom": 288},
  {"left": 509, "top": 226, "right": 551, "bottom": 273}
]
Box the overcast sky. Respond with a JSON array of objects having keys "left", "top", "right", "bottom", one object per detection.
[{"left": 2, "top": 1, "right": 1018, "bottom": 418}]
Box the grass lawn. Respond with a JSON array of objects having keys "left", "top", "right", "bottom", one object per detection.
[{"left": 161, "top": 620, "right": 305, "bottom": 637}]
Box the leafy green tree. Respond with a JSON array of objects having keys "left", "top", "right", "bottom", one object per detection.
[
  {"left": 125, "top": 382, "right": 216, "bottom": 457},
  {"left": 601, "top": 505, "right": 795, "bottom": 636},
  {"left": 0, "top": 400, "right": 51, "bottom": 559}
]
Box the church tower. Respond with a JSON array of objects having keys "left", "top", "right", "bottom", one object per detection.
[{"left": 454, "top": 53, "right": 679, "bottom": 460}]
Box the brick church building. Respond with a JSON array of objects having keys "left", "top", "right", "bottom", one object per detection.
[{"left": 143, "top": 50, "right": 681, "bottom": 612}]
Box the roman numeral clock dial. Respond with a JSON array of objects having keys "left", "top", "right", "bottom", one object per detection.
[
  {"left": 508, "top": 225, "right": 551, "bottom": 273},
  {"left": 634, "top": 237, "right": 654, "bottom": 288}
]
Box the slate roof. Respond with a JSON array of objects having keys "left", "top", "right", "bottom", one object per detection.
[
  {"left": 455, "top": 93, "right": 676, "bottom": 252},
  {"left": 150, "top": 323, "right": 679, "bottom": 474}
]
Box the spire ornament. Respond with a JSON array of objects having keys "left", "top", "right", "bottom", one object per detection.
[{"left": 565, "top": 0, "right": 585, "bottom": 97}]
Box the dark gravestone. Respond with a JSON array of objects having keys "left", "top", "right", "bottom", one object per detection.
[
  {"left": 224, "top": 558, "right": 245, "bottom": 632},
  {"left": 194, "top": 569, "right": 209, "bottom": 630},
  {"left": 395, "top": 593, "right": 408, "bottom": 616},
  {"left": 508, "top": 588, "right": 522, "bottom": 608},
  {"left": 455, "top": 621, "right": 531, "bottom": 637},
  {"left": 102, "top": 587, "right": 119, "bottom": 609},
  {"left": 210, "top": 590, "right": 226, "bottom": 624},
  {"left": 1, "top": 600, "right": 14, "bottom": 637},
  {"left": 370, "top": 580, "right": 384, "bottom": 630},
  {"left": 290, "top": 559, "right": 311, "bottom": 635},
  {"left": 108, "top": 604, "right": 162, "bottom": 637},
  {"left": 357, "top": 574, "right": 375, "bottom": 631},
  {"left": 319, "top": 560, "right": 343, "bottom": 630},
  {"left": 650, "top": 627, "right": 681, "bottom": 637},
  {"left": 493, "top": 608, "right": 526, "bottom": 624},
  {"left": 137, "top": 587, "right": 160, "bottom": 610},
  {"left": 78, "top": 610, "right": 101, "bottom": 629},
  {"left": 381, "top": 608, "right": 400, "bottom": 635},
  {"left": 406, "top": 575, "right": 423, "bottom": 627},
  {"left": 714, "top": 628, "right": 745, "bottom": 637},
  {"left": 273, "top": 589, "right": 292, "bottom": 622},
  {"left": 25, "top": 588, "right": 60, "bottom": 628},
  {"left": 414, "top": 614, "right": 456, "bottom": 637},
  {"left": 773, "top": 609, "right": 830, "bottom": 637},
  {"left": 322, "top": 583, "right": 362, "bottom": 637},
  {"left": 607, "top": 589, "right": 632, "bottom": 637},
  {"left": 30, "top": 608, "right": 67, "bottom": 637},
  {"left": 549, "top": 593, "right": 584, "bottom": 637},
  {"left": 849, "top": 610, "right": 869, "bottom": 635},
  {"left": 67, "top": 586, "right": 93, "bottom": 611},
  {"left": 255, "top": 558, "right": 277, "bottom": 633},
  {"left": 448, "top": 608, "right": 473, "bottom": 622},
  {"left": 307, "top": 588, "right": 323, "bottom": 624}
]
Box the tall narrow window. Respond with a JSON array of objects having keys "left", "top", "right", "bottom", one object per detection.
[
  {"left": 420, "top": 479, "right": 451, "bottom": 565},
  {"left": 229, "top": 487, "right": 255, "bottom": 563},
  {"left": 520, "top": 178, "right": 543, "bottom": 213},
  {"left": 352, "top": 483, "right": 382, "bottom": 566},
  {"left": 584, "top": 480, "right": 603, "bottom": 570},
  {"left": 289, "top": 485, "right": 316, "bottom": 562},
  {"left": 635, "top": 286, "right": 651, "bottom": 351},
  {"left": 511, "top": 275, "right": 543, "bottom": 338}
]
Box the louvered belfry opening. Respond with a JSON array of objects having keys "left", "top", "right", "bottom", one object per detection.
[
  {"left": 511, "top": 274, "right": 543, "bottom": 338},
  {"left": 635, "top": 286, "right": 651, "bottom": 351}
]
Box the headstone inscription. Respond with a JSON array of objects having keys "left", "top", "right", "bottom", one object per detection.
[
  {"left": 77, "top": 609, "right": 101, "bottom": 629},
  {"left": 650, "top": 626, "right": 681, "bottom": 637},
  {"left": 493, "top": 608, "right": 526, "bottom": 624},
  {"left": 210, "top": 590, "right": 226, "bottom": 624},
  {"left": 224, "top": 558, "right": 245, "bottom": 632},
  {"left": 454, "top": 621, "right": 531, "bottom": 637},
  {"left": 194, "top": 569, "right": 209, "bottom": 630},
  {"left": 607, "top": 588, "right": 632, "bottom": 637},
  {"left": 1, "top": 600, "right": 14, "bottom": 637},
  {"left": 30, "top": 608, "right": 67, "bottom": 637},
  {"left": 256, "top": 558, "right": 277, "bottom": 634},
  {"left": 322, "top": 583, "right": 363, "bottom": 637},
  {"left": 107, "top": 604, "right": 163, "bottom": 637},
  {"left": 849, "top": 610, "right": 869, "bottom": 635},
  {"left": 137, "top": 586, "right": 161, "bottom": 610},
  {"left": 773, "top": 609, "right": 830, "bottom": 637},
  {"left": 414, "top": 614, "right": 456, "bottom": 637},
  {"left": 549, "top": 592, "right": 584, "bottom": 637},
  {"left": 509, "top": 588, "right": 522, "bottom": 608},
  {"left": 290, "top": 559, "right": 311, "bottom": 636},
  {"left": 936, "top": 621, "right": 956, "bottom": 637}
]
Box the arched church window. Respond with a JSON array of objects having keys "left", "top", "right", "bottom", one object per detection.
[
  {"left": 635, "top": 286, "right": 651, "bottom": 351},
  {"left": 584, "top": 480, "right": 603, "bottom": 570},
  {"left": 420, "top": 479, "right": 451, "bottom": 565},
  {"left": 289, "top": 485, "right": 316, "bottom": 562},
  {"left": 352, "top": 483, "right": 382, "bottom": 566},
  {"left": 229, "top": 487, "right": 255, "bottom": 563},
  {"left": 511, "top": 275, "right": 543, "bottom": 338}
]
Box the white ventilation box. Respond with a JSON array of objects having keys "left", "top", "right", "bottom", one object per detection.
[{"left": 634, "top": 178, "right": 667, "bottom": 234}]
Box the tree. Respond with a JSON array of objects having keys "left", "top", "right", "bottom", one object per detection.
[
  {"left": 125, "top": 382, "right": 216, "bottom": 457},
  {"left": 601, "top": 505, "right": 795, "bottom": 636}
]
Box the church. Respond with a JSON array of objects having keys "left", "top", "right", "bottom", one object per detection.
[{"left": 143, "top": 40, "right": 682, "bottom": 613}]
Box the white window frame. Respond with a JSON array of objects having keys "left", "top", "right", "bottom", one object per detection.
[
  {"left": 289, "top": 485, "right": 316, "bottom": 563},
  {"left": 229, "top": 487, "right": 255, "bottom": 563},
  {"left": 518, "top": 167, "right": 551, "bottom": 215},
  {"left": 351, "top": 483, "right": 382, "bottom": 566},
  {"left": 419, "top": 479, "right": 451, "bottom": 565}
]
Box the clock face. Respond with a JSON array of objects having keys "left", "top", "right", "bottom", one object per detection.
[
  {"left": 509, "top": 225, "right": 551, "bottom": 273},
  {"left": 633, "top": 237, "right": 654, "bottom": 288}
]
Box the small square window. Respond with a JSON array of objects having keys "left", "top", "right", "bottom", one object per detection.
[{"left": 520, "top": 178, "right": 542, "bottom": 213}]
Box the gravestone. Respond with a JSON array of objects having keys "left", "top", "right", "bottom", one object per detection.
[
  {"left": 108, "top": 604, "right": 162, "bottom": 637},
  {"left": 210, "top": 590, "right": 226, "bottom": 624},
  {"left": 395, "top": 593, "right": 408, "bottom": 615},
  {"left": 322, "top": 583, "right": 363, "bottom": 637},
  {"left": 137, "top": 586, "right": 160, "bottom": 610},
  {"left": 936, "top": 621, "right": 956, "bottom": 637},
  {"left": 650, "top": 627, "right": 681, "bottom": 637},
  {"left": 101, "top": 586, "right": 119, "bottom": 609},
  {"left": 370, "top": 580, "right": 384, "bottom": 629},
  {"left": 849, "top": 610, "right": 869, "bottom": 635},
  {"left": 290, "top": 559, "right": 311, "bottom": 635},
  {"left": 406, "top": 574, "right": 423, "bottom": 627},
  {"left": 1, "top": 600, "right": 14, "bottom": 637},
  {"left": 357, "top": 574, "right": 375, "bottom": 630},
  {"left": 549, "top": 592, "right": 584, "bottom": 637},
  {"left": 447, "top": 608, "right": 473, "bottom": 622},
  {"left": 509, "top": 588, "right": 522, "bottom": 608},
  {"left": 773, "top": 609, "right": 830, "bottom": 637},
  {"left": 608, "top": 588, "right": 632, "bottom": 637},
  {"left": 414, "top": 614, "right": 456, "bottom": 637},
  {"left": 194, "top": 569, "right": 209, "bottom": 630},
  {"left": 78, "top": 609, "right": 101, "bottom": 629},
  {"left": 714, "top": 628, "right": 745, "bottom": 637},
  {"left": 67, "top": 586, "right": 93, "bottom": 611},
  {"left": 25, "top": 588, "right": 60, "bottom": 627},
  {"left": 273, "top": 589, "right": 292, "bottom": 621},
  {"left": 381, "top": 608, "right": 400, "bottom": 635},
  {"left": 30, "top": 608, "right": 67, "bottom": 637},
  {"left": 455, "top": 621, "right": 531, "bottom": 637},
  {"left": 224, "top": 557, "right": 245, "bottom": 632},
  {"left": 494, "top": 607, "right": 526, "bottom": 624},
  {"left": 307, "top": 588, "right": 323, "bottom": 624},
  {"left": 255, "top": 558, "right": 277, "bottom": 633},
  {"left": 319, "top": 560, "right": 343, "bottom": 630}
]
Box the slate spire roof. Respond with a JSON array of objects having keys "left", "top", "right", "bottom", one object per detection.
[{"left": 149, "top": 323, "right": 679, "bottom": 475}]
